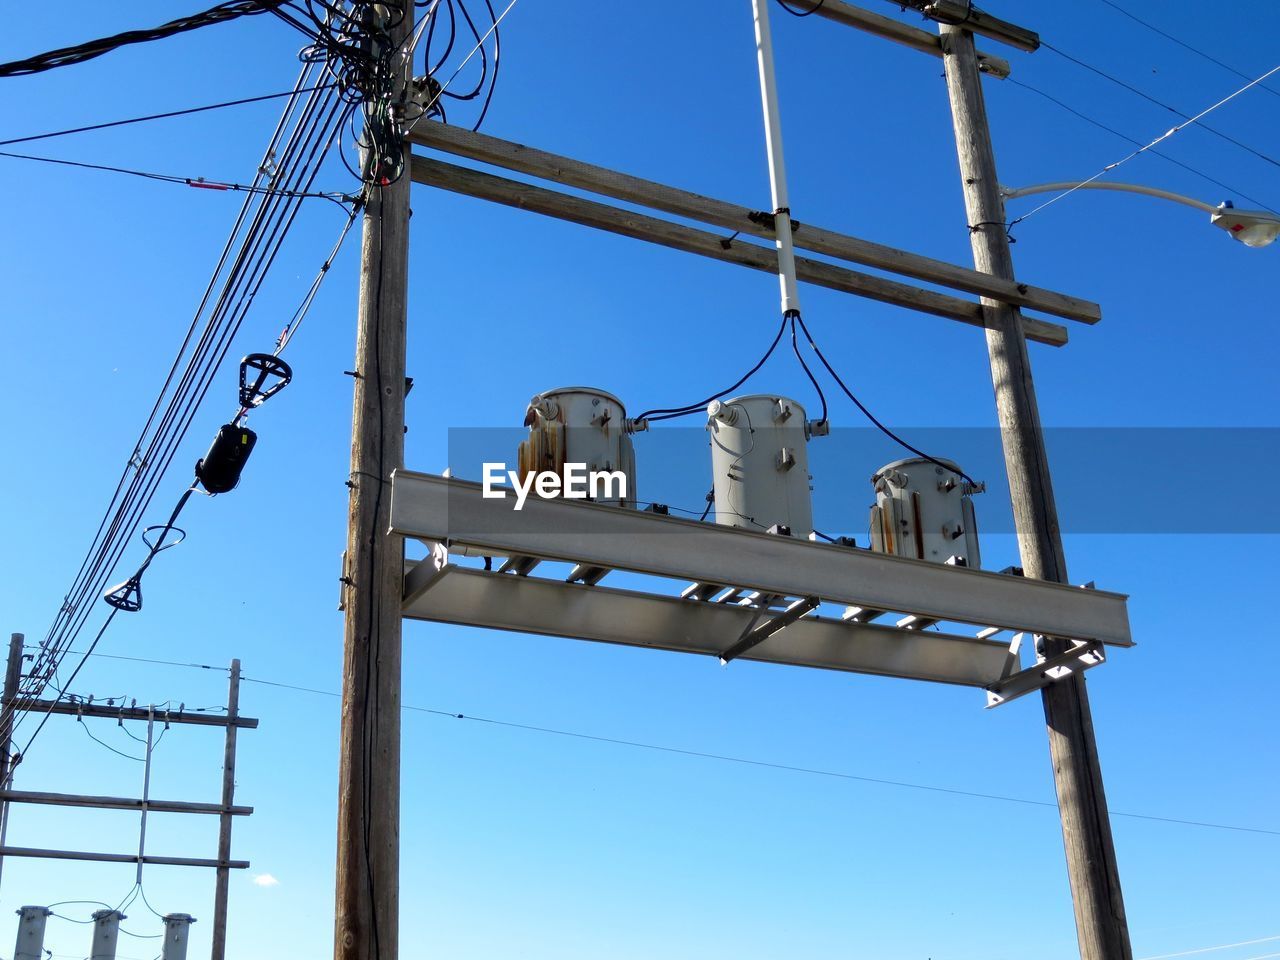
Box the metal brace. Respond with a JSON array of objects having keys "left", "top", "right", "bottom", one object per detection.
[
  {"left": 985, "top": 635, "right": 1106, "bottom": 708},
  {"left": 719, "top": 596, "right": 819, "bottom": 665}
]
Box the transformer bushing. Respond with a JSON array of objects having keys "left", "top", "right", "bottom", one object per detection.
[
  {"left": 90, "top": 909, "right": 124, "bottom": 960},
  {"left": 13, "top": 906, "right": 52, "bottom": 960},
  {"left": 162, "top": 913, "right": 196, "bottom": 960}
]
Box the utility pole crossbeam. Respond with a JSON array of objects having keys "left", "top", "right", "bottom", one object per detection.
[
  {"left": 408, "top": 155, "right": 1071, "bottom": 346},
  {"left": 406, "top": 122, "right": 1101, "bottom": 324},
  {"left": 334, "top": 6, "right": 412, "bottom": 960},
  {"left": 940, "top": 24, "right": 1132, "bottom": 960}
]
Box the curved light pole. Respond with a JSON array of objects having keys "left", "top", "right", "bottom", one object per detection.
[{"left": 1001, "top": 181, "right": 1280, "bottom": 248}]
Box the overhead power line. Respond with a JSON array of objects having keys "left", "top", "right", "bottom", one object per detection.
[
  {"left": 1043, "top": 42, "right": 1280, "bottom": 172},
  {"left": 1012, "top": 62, "right": 1280, "bottom": 225},
  {"left": 1005, "top": 76, "right": 1278, "bottom": 213},
  {"left": 1095, "top": 0, "right": 1280, "bottom": 100},
  {"left": 0, "top": 148, "right": 352, "bottom": 208},
  {"left": 0, "top": 85, "right": 336, "bottom": 148},
  {"left": 1138, "top": 935, "right": 1280, "bottom": 960},
  {"left": 25, "top": 646, "right": 1275, "bottom": 839},
  {"left": 0, "top": 0, "right": 286, "bottom": 77},
  {"left": 5, "top": 65, "right": 353, "bottom": 759}
]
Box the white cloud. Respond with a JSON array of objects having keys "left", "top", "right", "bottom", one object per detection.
[{"left": 252, "top": 873, "right": 280, "bottom": 888}]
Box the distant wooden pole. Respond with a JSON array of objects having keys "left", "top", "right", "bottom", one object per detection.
[
  {"left": 334, "top": 7, "right": 412, "bottom": 958},
  {"left": 940, "top": 24, "right": 1133, "bottom": 960},
  {"left": 0, "top": 633, "right": 23, "bottom": 893},
  {"left": 210, "top": 659, "right": 241, "bottom": 960}
]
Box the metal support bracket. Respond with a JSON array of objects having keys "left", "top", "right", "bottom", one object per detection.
[
  {"left": 719, "top": 596, "right": 818, "bottom": 665},
  {"left": 985, "top": 636, "right": 1106, "bottom": 708}
]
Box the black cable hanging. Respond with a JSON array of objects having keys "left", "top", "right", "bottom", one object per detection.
[
  {"left": 0, "top": 0, "right": 289, "bottom": 77},
  {"left": 634, "top": 314, "right": 790, "bottom": 423},
  {"left": 792, "top": 313, "right": 979, "bottom": 486}
]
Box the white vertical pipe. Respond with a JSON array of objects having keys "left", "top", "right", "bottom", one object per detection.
[
  {"left": 751, "top": 0, "right": 802, "bottom": 316},
  {"left": 161, "top": 913, "right": 196, "bottom": 960},
  {"left": 90, "top": 909, "right": 123, "bottom": 960},
  {"left": 136, "top": 706, "right": 155, "bottom": 885},
  {"left": 13, "top": 906, "right": 51, "bottom": 960}
]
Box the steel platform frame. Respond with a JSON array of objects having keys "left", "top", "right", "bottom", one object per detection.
[{"left": 391, "top": 472, "right": 1129, "bottom": 704}]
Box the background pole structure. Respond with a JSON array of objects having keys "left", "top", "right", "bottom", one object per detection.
[
  {"left": 0, "top": 633, "right": 24, "bottom": 892},
  {"left": 334, "top": 5, "right": 412, "bottom": 957},
  {"left": 939, "top": 24, "right": 1133, "bottom": 960},
  {"left": 210, "top": 660, "right": 240, "bottom": 960}
]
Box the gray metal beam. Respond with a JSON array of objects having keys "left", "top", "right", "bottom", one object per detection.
[
  {"left": 403, "top": 564, "right": 1015, "bottom": 687},
  {"left": 390, "top": 472, "right": 1133, "bottom": 646}
]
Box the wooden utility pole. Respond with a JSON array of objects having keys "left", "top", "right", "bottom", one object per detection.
[
  {"left": 0, "top": 633, "right": 24, "bottom": 891},
  {"left": 211, "top": 659, "right": 241, "bottom": 960},
  {"left": 334, "top": 5, "right": 413, "bottom": 957},
  {"left": 940, "top": 24, "right": 1132, "bottom": 960}
]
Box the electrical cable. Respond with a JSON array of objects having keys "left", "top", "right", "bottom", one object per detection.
[
  {"left": 0, "top": 149, "right": 353, "bottom": 209},
  {"left": 0, "top": 0, "right": 288, "bottom": 77},
  {"left": 233, "top": 673, "right": 1280, "bottom": 837},
  {"left": 1138, "top": 937, "right": 1280, "bottom": 960},
  {"left": 6, "top": 68, "right": 352, "bottom": 752},
  {"left": 789, "top": 313, "right": 827, "bottom": 425},
  {"left": 0, "top": 85, "right": 336, "bottom": 148},
  {"left": 773, "top": 0, "right": 825, "bottom": 16},
  {"left": 1004, "top": 77, "right": 1279, "bottom": 213},
  {"left": 1095, "top": 0, "right": 1280, "bottom": 100},
  {"left": 1043, "top": 42, "right": 1280, "bottom": 171},
  {"left": 22, "top": 647, "right": 1273, "bottom": 838},
  {"left": 635, "top": 314, "right": 789, "bottom": 423},
  {"left": 791, "top": 313, "right": 978, "bottom": 486},
  {"left": 1011, "top": 61, "right": 1280, "bottom": 226}
]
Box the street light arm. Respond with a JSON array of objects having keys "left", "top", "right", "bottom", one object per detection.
[{"left": 1000, "top": 181, "right": 1218, "bottom": 214}]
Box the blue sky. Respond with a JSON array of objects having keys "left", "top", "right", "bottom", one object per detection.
[{"left": 1, "top": 2, "right": 1278, "bottom": 959}]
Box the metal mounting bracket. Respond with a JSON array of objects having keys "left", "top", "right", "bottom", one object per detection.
[
  {"left": 719, "top": 596, "right": 819, "bottom": 665},
  {"left": 985, "top": 636, "right": 1106, "bottom": 708}
]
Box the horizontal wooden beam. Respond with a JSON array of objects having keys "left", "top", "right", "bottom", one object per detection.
[
  {"left": 14, "top": 699, "right": 258, "bottom": 729},
  {"left": 410, "top": 155, "right": 1067, "bottom": 346},
  {"left": 406, "top": 123, "right": 1098, "bottom": 325},
  {"left": 0, "top": 789, "right": 253, "bottom": 816},
  {"left": 881, "top": 0, "right": 1039, "bottom": 52},
  {"left": 811, "top": 0, "right": 1012, "bottom": 73},
  {"left": 0, "top": 846, "right": 249, "bottom": 869}
]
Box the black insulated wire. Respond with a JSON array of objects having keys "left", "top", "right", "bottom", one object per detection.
[
  {"left": 635, "top": 313, "right": 790, "bottom": 423},
  {"left": 793, "top": 313, "right": 979, "bottom": 487}
]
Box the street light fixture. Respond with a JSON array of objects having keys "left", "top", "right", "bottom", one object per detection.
[{"left": 1000, "top": 181, "right": 1280, "bottom": 249}]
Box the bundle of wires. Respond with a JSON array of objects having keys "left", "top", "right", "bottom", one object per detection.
[{"left": 3, "top": 63, "right": 352, "bottom": 759}]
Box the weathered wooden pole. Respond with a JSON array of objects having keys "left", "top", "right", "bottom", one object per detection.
[
  {"left": 334, "top": 5, "right": 412, "bottom": 957},
  {"left": 210, "top": 659, "right": 241, "bottom": 960},
  {"left": 940, "top": 23, "right": 1132, "bottom": 960}
]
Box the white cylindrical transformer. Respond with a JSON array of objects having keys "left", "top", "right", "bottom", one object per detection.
[
  {"left": 518, "top": 386, "right": 637, "bottom": 507},
  {"left": 90, "top": 909, "right": 123, "bottom": 960},
  {"left": 869, "top": 457, "right": 982, "bottom": 567},
  {"left": 14, "top": 906, "right": 52, "bottom": 960},
  {"left": 161, "top": 913, "right": 196, "bottom": 960},
  {"left": 707, "top": 394, "right": 814, "bottom": 537}
]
